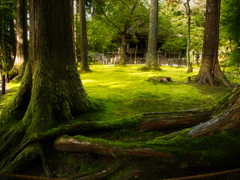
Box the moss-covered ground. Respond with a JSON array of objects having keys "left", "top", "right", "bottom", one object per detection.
[
  {"left": 0, "top": 65, "right": 235, "bottom": 134},
  {"left": 0, "top": 64, "right": 239, "bottom": 178},
  {"left": 77, "top": 65, "right": 232, "bottom": 122}
]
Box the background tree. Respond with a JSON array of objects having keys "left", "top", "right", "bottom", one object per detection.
[
  {"left": 14, "top": 0, "right": 28, "bottom": 76},
  {"left": 75, "top": 0, "right": 80, "bottom": 62},
  {"left": 144, "top": 0, "right": 160, "bottom": 70},
  {"left": 96, "top": 0, "right": 139, "bottom": 65},
  {"left": 220, "top": 0, "right": 240, "bottom": 66},
  {"left": 0, "top": 0, "right": 89, "bottom": 175},
  {"left": 0, "top": 0, "right": 17, "bottom": 82},
  {"left": 195, "top": 0, "right": 229, "bottom": 86},
  {"left": 183, "top": 0, "right": 193, "bottom": 72},
  {"left": 80, "top": 0, "right": 91, "bottom": 72}
]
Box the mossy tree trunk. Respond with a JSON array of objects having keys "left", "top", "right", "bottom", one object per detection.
[
  {"left": 80, "top": 0, "right": 91, "bottom": 72},
  {"left": 195, "top": 0, "right": 229, "bottom": 86},
  {"left": 0, "top": 0, "right": 89, "bottom": 176},
  {"left": 144, "top": 0, "right": 160, "bottom": 70}
]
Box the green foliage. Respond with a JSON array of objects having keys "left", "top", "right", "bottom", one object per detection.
[
  {"left": 221, "top": 0, "right": 240, "bottom": 41},
  {"left": 159, "top": 1, "right": 205, "bottom": 54},
  {"left": 87, "top": 17, "right": 118, "bottom": 52}
]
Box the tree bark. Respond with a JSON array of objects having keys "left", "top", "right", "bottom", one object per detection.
[
  {"left": 195, "top": 0, "right": 229, "bottom": 86},
  {"left": 75, "top": 0, "right": 79, "bottom": 63},
  {"left": 15, "top": 0, "right": 28, "bottom": 76},
  {"left": 80, "top": 0, "right": 91, "bottom": 72},
  {"left": 0, "top": 0, "right": 89, "bottom": 174},
  {"left": 184, "top": 0, "right": 193, "bottom": 73},
  {"left": 10, "top": 16, "right": 16, "bottom": 69},
  {"left": 0, "top": 1, "right": 7, "bottom": 72},
  {"left": 144, "top": 0, "right": 160, "bottom": 70},
  {"left": 119, "top": 34, "right": 127, "bottom": 65}
]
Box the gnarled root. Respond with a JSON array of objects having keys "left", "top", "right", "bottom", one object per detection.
[
  {"left": 1, "top": 143, "right": 52, "bottom": 178},
  {"left": 138, "top": 111, "right": 212, "bottom": 133},
  {"left": 196, "top": 71, "right": 215, "bottom": 86},
  {"left": 53, "top": 135, "right": 173, "bottom": 159}
]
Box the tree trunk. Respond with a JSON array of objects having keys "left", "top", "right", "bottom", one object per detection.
[
  {"left": 195, "top": 0, "right": 229, "bottom": 86},
  {"left": 119, "top": 0, "right": 138, "bottom": 66},
  {"left": 80, "top": 0, "right": 91, "bottom": 72},
  {"left": 119, "top": 34, "right": 126, "bottom": 65},
  {"left": 10, "top": 16, "right": 16, "bottom": 69},
  {"left": 184, "top": 0, "right": 193, "bottom": 73},
  {"left": 0, "top": 1, "right": 6, "bottom": 72},
  {"left": 15, "top": 0, "right": 28, "bottom": 76},
  {"left": 70, "top": 0, "right": 75, "bottom": 63},
  {"left": 75, "top": 0, "right": 79, "bottom": 63},
  {"left": 144, "top": 0, "right": 160, "bottom": 70},
  {"left": 0, "top": 0, "right": 89, "bottom": 175}
]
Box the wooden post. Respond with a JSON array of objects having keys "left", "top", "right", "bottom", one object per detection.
[{"left": 2, "top": 74, "right": 5, "bottom": 95}]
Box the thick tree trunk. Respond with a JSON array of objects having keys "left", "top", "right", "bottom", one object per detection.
[
  {"left": 145, "top": 0, "right": 160, "bottom": 70},
  {"left": 195, "top": 0, "right": 229, "bottom": 86},
  {"left": 80, "top": 0, "right": 91, "bottom": 72},
  {"left": 15, "top": 0, "right": 28, "bottom": 76},
  {"left": 0, "top": 0, "right": 89, "bottom": 175}
]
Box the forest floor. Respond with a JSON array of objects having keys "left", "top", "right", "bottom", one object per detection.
[{"left": 0, "top": 64, "right": 239, "bottom": 179}]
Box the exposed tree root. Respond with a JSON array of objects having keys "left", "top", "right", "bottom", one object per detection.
[
  {"left": 72, "top": 160, "right": 124, "bottom": 180},
  {"left": 53, "top": 135, "right": 173, "bottom": 159},
  {"left": 195, "top": 64, "right": 230, "bottom": 87},
  {"left": 196, "top": 71, "right": 215, "bottom": 86},
  {"left": 1, "top": 143, "right": 52, "bottom": 178},
  {"left": 138, "top": 112, "right": 212, "bottom": 133}
]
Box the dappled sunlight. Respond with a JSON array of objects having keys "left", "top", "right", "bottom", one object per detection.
[
  {"left": 0, "top": 65, "right": 232, "bottom": 122},
  {"left": 82, "top": 79, "right": 96, "bottom": 84}
]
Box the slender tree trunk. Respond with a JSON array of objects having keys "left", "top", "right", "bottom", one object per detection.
[
  {"left": 15, "top": 0, "right": 28, "bottom": 76},
  {"left": 1, "top": 1, "right": 6, "bottom": 71},
  {"left": 70, "top": 0, "right": 75, "bottom": 63},
  {"left": 80, "top": 0, "right": 91, "bottom": 72},
  {"left": 75, "top": 0, "right": 79, "bottom": 63},
  {"left": 144, "top": 0, "right": 160, "bottom": 70},
  {"left": 195, "top": 0, "right": 229, "bottom": 86},
  {"left": 119, "top": 33, "right": 127, "bottom": 65},
  {"left": 184, "top": 0, "right": 193, "bottom": 72},
  {"left": 10, "top": 17, "right": 16, "bottom": 68}
]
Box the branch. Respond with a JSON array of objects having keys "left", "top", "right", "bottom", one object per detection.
[
  {"left": 193, "top": 0, "right": 201, "bottom": 5},
  {"left": 123, "top": 0, "right": 138, "bottom": 32},
  {"left": 97, "top": 1, "right": 121, "bottom": 32},
  {"left": 119, "top": 0, "right": 131, "bottom": 11}
]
